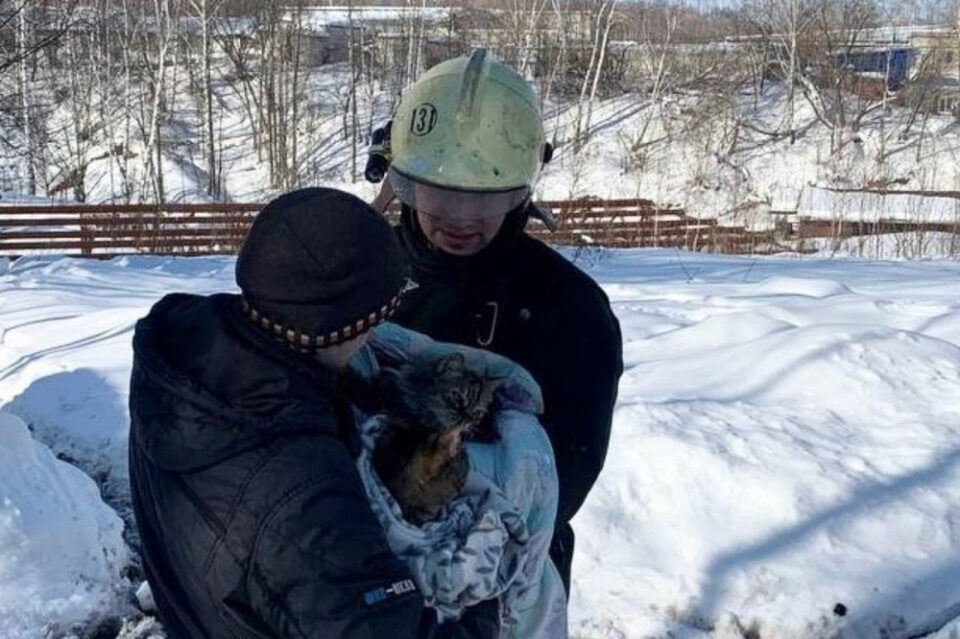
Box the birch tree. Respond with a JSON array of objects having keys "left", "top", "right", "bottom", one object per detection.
[
  {"left": 131, "top": 0, "right": 180, "bottom": 203},
  {"left": 573, "top": 0, "right": 619, "bottom": 149},
  {"left": 539, "top": 0, "right": 567, "bottom": 110},
  {"left": 18, "top": 2, "right": 35, "bottom": 193},
  {"left": 187, "top": 0, "right": 224, "bottom": 198},
  {"left": 500, "top": 0, "right": 550, "bottom": 75},
  {"left": 740, "top": 0, "right": 819, "bottom": 140}
]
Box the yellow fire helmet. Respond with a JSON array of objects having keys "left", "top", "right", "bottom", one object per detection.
[{"left": 387, "top": 49, "right": 549, "bottom": 221}]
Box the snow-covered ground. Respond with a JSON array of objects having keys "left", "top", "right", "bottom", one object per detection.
[{"left": 1, "top": 249, "right": 960, "bottom": 638}]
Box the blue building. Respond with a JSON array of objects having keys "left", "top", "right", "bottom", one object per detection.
[{"left": 835, "top": 47, "right": 916, "bottom": 91}]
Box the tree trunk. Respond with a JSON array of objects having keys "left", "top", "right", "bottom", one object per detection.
[
  {"left": 19, "top": 5, "right": 35, "bottom": 195},
  {"left": 583, "top": 0, "right": 618, "bottom": 143},
  {"left": 349, "top": 1, "right": 358, "bottom": 182},
  {"left": 541, "top": 0, "right": 566, "bottom": 110},
  {"left": 199, "top": 0, "right": 219, "bottom": 198},
  {"left": 574, "top": 0, "right": 608, "bottom": 149},
  {"left": 291, "top": 4, "right": 303, "bottom": 189}
]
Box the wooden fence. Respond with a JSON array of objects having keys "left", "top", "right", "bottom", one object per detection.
[
  {"left": 0, "top": 199, "right": 782, "bottom": 257},
  {"left": 4, "top": 198, "right": 958, "bottom": 258},
  {"left": 795, "top": 217, "right": 960, "bottom": 239}
]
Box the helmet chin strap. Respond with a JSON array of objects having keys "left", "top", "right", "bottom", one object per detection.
[
  {"left": 372, "top": 180, "right": 396, "bottom": 215},
  {"left": 527, "top": 201, "right": 557, "bottom": 232}
]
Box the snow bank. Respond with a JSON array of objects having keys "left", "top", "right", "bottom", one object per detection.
[
  {"left": 0, "top": 255, "right": 237, "bottom": 518},
  {"left": 812, "top": 231, "right": 960, "bottom": 260},
  {"left": 571, "top": 250, "right": 960, "bottom": 639},
  {"left": 797, "top": 188, "right": 960, "bottom": 224},
  {"left": 0, "top": 411, "right": 128, "bottom": 638}
]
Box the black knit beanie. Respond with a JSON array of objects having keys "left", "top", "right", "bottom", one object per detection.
[{"left": 236, "top": 187, "right": 405, "bottom": 351}]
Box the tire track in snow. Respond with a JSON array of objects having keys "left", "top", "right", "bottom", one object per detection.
[{"left": 0, "top": 321, "right": 136, "bottom": 382}]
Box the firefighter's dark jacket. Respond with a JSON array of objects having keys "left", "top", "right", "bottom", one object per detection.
[
  {"left": 128, "top": 293, "right": 498, "bottom": 638},
  {"left": 392, "top": 205, "right": 624, "bottom": 591}
]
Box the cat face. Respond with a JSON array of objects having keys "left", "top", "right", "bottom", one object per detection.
[{"left": 382, "top": 352, "right": 500, "bottom": 433}]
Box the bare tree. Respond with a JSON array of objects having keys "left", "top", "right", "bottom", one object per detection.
[
  {"left": 539, "top": 0, "right": 567, "bottom": 110},
  {"left": 187, "top": 0, "right": 224, "bottom": 198},
  {"left": 801, "top": 0, "right": 880, "bottom": 152},
  {"left": 740, "top": 0, "right": 819, "bottom": 139},
  {"left": 497, "top": 0, "right": 551, "bottom": 75},
  {"left": 348, "top": 0, "right": 358, "bottom": 180},
  {"left": 573, "top": 0, "right": 619, "bottom": 149},
  {"left": 220, "top": 0, "right": 308, "bottom": 190},
  {"left": 18, "top": 2, "right": 35, "bottom": 193},
  {"left": 0, "top": 0, "right": 77, "bottom": 74}
]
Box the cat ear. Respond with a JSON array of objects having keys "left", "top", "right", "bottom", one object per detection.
[{"left": 436, "top": 352, "right": 467, "bottom": 375}]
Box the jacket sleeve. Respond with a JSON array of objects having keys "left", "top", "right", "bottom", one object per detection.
[
  {"left": 247, "top": 442, "right": 499, "bottom": 639},
  {"left": 537, "top": 284, "right": 623, "bottom": 527}
]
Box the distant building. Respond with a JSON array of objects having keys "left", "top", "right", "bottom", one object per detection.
[
  {"left": 837, "top": 47, "right": 915, "bottom": 91},
  {"left": 854, "top": 25, "right": 960, "bottom": 113},
  {"left": 289, "top": 6, "right": 455, "bottom": 67}
]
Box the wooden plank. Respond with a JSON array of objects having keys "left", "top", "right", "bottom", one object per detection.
[
  {"left": 0, "top": 232, "right": 744, "bottom": 251},
  {"left": 546, "top": 228, "right": 741, "bottom": 241},
  {"left": 0, "top": 216, "right": 256, "bottom": 228},
  {"left": 0, "top": 215, "right": 694, "bottom": 229},
  {"left": 1, "top": 247, "right": 241, "bottom": 258},
  {"left": 540, "top": 198, "right": 660, "bottom": 209},
  {"left": 0, "top": 203, "right": 263, "bottom": 215},
  {"left": 0, "top": 238, "right": 245, "bottom": 251},
  {"left": 0, "top": 228, "right": 250, "bottom": 241},
  {"left": 555, "top": 221, "right": 720, "bottom": 233}
]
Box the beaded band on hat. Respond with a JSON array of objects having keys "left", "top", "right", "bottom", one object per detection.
[{"left": 240, "top": 295, "right": 401, "bottom": 353}]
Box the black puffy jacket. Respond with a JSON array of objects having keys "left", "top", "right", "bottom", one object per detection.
[
  {"left": 392, "top": 206, "right": 624, "bottom": 594},
  {"left": 128, "top": 293, "right": 498, "bottom": 639}
]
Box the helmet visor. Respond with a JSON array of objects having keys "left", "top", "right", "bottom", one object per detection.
[{"left": 388, "top": 167, "right": 530, "bottom": 222}]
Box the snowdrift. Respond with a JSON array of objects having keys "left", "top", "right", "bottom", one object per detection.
[{"left": 0, "top": 412, "right": 128, "bottom": 639}]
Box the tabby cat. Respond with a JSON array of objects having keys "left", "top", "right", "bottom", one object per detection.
[{"left": 371, "top": 352, "right": 499, "bottom": 524}]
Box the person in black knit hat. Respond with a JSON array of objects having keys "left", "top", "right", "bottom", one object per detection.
[
  {"left": 235, "top": 188, "right": 405, "bottom": 353},
  {"left": 128, "top": 187, "right": 499, "bottom": 639}
]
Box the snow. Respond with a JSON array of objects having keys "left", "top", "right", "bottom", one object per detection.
[
  {"left": 572, "top": 251, "right": 960, "bottom": 639},
  {"left": 1, "top": 250, "right": 960, "bottom": 637},
  {"left": 793, "top": 188, "right": 960, "bottom": 223},
  {"left": 0, "top": 256, "right": 237, "bottom": 531},
  {"left": 295, "top": 6, "right": 453, "bottom": 30},
  {"left": 0, "top": 412, "right": 129, "bottom": 639},
  {"left": 806, "top": 232, "right": 960, "bottom": 260},
  {"left": 536, "top": 83, "right": 960, "bottom": 229}
]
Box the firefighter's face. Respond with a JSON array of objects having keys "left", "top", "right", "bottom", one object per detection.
[
  {"left": 388, "top": 170, "right": 525, "bottom": 256},
  {"left": 416, "top": 210, "right": 507, "bottom": 256}
]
